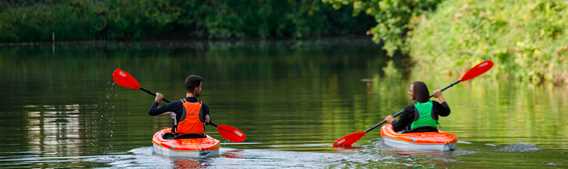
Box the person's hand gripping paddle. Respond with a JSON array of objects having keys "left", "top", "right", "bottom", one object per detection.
[
  {"left": 333, "top": 60, "right": 494, "bottom": 148},
  {"left": 112, "top": 68, "right": 246, "bottom": 142}
]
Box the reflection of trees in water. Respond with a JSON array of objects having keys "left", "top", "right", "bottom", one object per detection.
[
  {"left": 24, "top": 104, "right": 82, "bottom": 156},
  {"left": 0, "top": 40, "right": 410, "bottom": 83},
  {"left": 0, "top": 41, "right": 416, "bottom": 152},
  {"left": 0, "top": 41, "right": 568, "bottom": 167},
  {"left": 391, "top": 49, "right": 413, "bottom": 80},
  {"left": 2, "top": 41, "right": 568, "bottom": 152}
]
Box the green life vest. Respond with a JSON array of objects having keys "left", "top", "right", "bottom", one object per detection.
[{"left": 410, "top": 100, "right": 438, "bottom": 130}]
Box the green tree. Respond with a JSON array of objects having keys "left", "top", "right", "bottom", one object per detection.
[{"left": 323, "top": 0, "right": 442, "bottom": 55}]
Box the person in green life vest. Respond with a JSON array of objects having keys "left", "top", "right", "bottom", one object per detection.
[{"left": 384, "top": 81, "right": 451, "bottom": 132}]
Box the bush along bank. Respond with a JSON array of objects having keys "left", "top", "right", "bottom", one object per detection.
[{"left": 409, "top": 0, "right": 568, "bottom": 85}]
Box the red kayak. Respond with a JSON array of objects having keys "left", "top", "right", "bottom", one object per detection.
[
  {"left": 152, "top": 128, "right": 220, "bottom": 157},
  {"left": 380, "top": 124, "right": 457, "bottom": 151}
]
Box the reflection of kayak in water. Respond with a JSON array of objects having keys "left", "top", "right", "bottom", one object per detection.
[
  {"left": 152, "top": 128, "right": 220, "bottom": 157},
  {"left": 380, "top": 124, "right": 457, "bottom": 151},
  {"left": 173, "top": 159, "right": 205, "bottom": 168}
]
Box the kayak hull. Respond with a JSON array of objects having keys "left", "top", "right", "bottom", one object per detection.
[
  {"left": 152, "top": 128, "right": 220, "bottom": 157},
  {"left": 380, "top": 124, "right": 457, "bottom": 151}
]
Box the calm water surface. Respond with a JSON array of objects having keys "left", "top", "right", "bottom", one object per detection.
[{"left": 0, "top": 40, "right": 567, "bottom": 168}]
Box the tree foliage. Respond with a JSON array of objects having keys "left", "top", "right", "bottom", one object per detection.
[
  {"left": 322, "top": 0, "right": 442, "bottom": 54},
  {"left": 0, "top": 0, "right": 374, "bottom": 42},
  {"left": 410, "top": 0, "right": 568, "bottom": 85}
]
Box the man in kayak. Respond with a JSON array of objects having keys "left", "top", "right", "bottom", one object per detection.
[
  {"left": 148, "top": 75, "right": 211, "bottom": 138},
  {"left": 384, "top": 81, "right": 451, "bottom": 133}
]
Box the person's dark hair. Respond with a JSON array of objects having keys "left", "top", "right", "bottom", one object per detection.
[
  {"left": 412, "top": 81, "right": 430, "bottom": 103},
  {"left": 185, "top": 75, "right": 203, "bottom": 92}
]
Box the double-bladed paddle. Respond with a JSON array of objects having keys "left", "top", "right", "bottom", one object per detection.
[
  {"left": 333, "top": 60, "right": 494, "bottom": 148},
  {"left": 112, "top": 68, "right": 247, "bottom": 142}
]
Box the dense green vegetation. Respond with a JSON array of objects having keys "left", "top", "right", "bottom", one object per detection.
[
  {"left": 410, "top": 0, "right": 568, "bottom": 85},
  {"left": 323, "top": 0, "right": 442, "bottom": 55},
  {"left": 0, "top": 0, "right": 374, "bottom": 42},
  {"left": 325, "top": 0, "right": 568, "bottom": 85}
]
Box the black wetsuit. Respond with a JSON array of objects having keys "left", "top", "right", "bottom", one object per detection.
[
  {"left": 392, "top": 101, "right": 451, "bottom": 132},
  {"left": 148, "top": 97, "right": 210, "bottom": 138}
]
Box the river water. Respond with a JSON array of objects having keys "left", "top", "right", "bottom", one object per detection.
[{"left": 0, "top": 40, "right": 567, "bottom": 168}]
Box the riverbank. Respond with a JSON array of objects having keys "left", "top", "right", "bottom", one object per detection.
[{"left": 0, "top": 37, "right": 382, "bottom": 53}]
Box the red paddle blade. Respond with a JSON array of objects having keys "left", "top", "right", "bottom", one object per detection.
[
  {"left": 333, "top": 131, "right": 366, "bottom": 148},
  {"left": 460, "top": 60, "right": 494, "bottom": 81},
  {"left": 217, "top": 124, "right": 246, "bottom": 142},
  {"left": 112, "top": 68, "right": 141, "bottom": 90}
]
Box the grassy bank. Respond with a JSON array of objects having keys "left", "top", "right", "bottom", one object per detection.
[{"left": 410, "top": 0, "right": 568, "bottom": 85}]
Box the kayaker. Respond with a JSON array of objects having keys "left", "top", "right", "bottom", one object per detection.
[
  {"left": 384, "top": 81, "right": 451, "bottom": 133},
  {"left": 148, "top": 75, "right": 211, "bottom": 138}
]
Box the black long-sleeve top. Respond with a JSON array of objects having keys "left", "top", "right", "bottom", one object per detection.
[
  {"left": 148, "top": 97, "right": 210, "bottom": 123},
  {"left": 392, "top": 100, "right": 451, "bottom": 132}
]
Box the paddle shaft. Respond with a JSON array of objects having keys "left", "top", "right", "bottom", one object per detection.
[
  {"left": 363, "top": 79, "right": 462, "bottom": 133},
  {"left": 364, "top": 111, "right": 402, "bottom": 133},
  {"left": 436, "top": 80, "right": 461, "bottom": 96},
  {"left": 140, "top": 87, "right": 171, "bottom": 103}
]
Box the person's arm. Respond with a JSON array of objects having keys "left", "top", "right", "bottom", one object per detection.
[
  {"left": 432, "top": 89, "right": 446, "bottom": 104},
  {"left": 433, "top": 101, "right": 451, "bottom": 117},
  {"left": 148, "top": 93, "right": 180, "bottom": 116},
  {"left": 432, "top": 89, "right": 451, "bottom": 117},
  {"left": 391, "top": 106, "right": 415, "bottom": 132},
  {"left": 200, "top": 103, "right": 211, "bottom": 123}
]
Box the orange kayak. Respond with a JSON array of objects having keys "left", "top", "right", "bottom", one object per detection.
[
  {"left": 380, "top": 124, "right": 457, "bottom": 151},
  {"left": 152, "top": 128, "right": 220, "bottom": 157}
]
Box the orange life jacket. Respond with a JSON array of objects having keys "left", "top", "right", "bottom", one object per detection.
[{"left": 176, "top": 100, "right": 204, "bottom": 134}]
